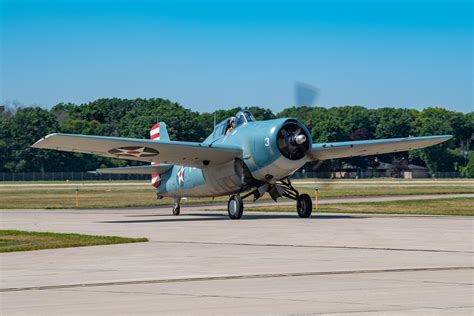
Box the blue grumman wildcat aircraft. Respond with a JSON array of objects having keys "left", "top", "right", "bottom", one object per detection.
[{"left": 32, "top": 109, "right": 451, "bottom": 219}]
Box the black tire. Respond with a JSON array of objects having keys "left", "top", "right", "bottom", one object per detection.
[
  {"left": 296, "top": 194, "right": 312, "bottom": 218},
  {"left": 227, "top": 194, "right": 244, "bottom": 219},
  {"left": 173, "top": 206, "right": 180, "bottom": 216}
]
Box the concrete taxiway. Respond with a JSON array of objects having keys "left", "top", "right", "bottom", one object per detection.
[{"left": 1, "top": 203, "right": 473, "bottom": 314}]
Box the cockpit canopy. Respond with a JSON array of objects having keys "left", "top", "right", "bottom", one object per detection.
[
  {"left": 204, "top": 110, "right": 257, "bottom": 143},
  {"left": 234, "top": 110, "right": 256, "bottom": 128}
]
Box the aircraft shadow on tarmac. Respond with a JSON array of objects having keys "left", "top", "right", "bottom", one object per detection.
[{"left": 98, "top": 213, "right": 364, "bottom": 224}]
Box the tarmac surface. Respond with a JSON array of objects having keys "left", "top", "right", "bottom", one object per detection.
[{"left": 1, "top": 196, "right": 473, "bottom": 315}]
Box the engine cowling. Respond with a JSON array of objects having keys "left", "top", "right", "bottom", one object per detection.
[
  {"left": 244, "top": 118, "right": 312, "bottom": 182},
  {"left": 276, "top": 121, "right": 311, "bottom": 160}
]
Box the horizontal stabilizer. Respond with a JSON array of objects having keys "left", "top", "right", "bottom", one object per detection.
[{"left": 94, "top": 164, "right": 173, "bottom": 175}]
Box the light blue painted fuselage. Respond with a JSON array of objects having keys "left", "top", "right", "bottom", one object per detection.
[{"left": 156, "top": 112, "right": 311, "bottom": 198}]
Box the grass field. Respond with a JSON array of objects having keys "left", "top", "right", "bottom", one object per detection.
[
  {"left": 245, "top": 198, "right": 474, "bottom": 216},
  {"left": 0, "top": 230, "right": 148, "bottom": 253},
  {"left": 0, "top": 179, "right": 473, "bottom": 209}
]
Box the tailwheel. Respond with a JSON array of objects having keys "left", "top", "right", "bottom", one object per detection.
[
  {"left": 172, "top": 197, "right": 181, "bottom": 216},
  {"left": 296, "top": 194, "right": 312, "bottom": 218},
  {"left": 227, "top": 194, "right": 244, "bottom": 219},
  {"left": 173, "top": 205, "right": 180, "bottom": 216}
]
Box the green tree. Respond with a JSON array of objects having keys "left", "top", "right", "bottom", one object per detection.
[
  {"left": 410, "top": 107, "right": 465, "bottom": 173},
  {"left": 277, "top": 106, "right": 316, "bottom": 125},
  {"left": 0, "top": 106, "right": 13, "bottom": 171},
  {"left": 312, "top": 120, "right": 346, "bottom": 143},
  {"left": 119, "top": 98, "right": 206, "bottom": 141},
  {"left": 461, "top": 152, "right": 474, "bottom": 177},
  {"left": 1, "top": 98, "right": 472, "bottom": 174},
  {"left": 10, "top": 108, "right": 61, "bottom": 172},
  {"left": 312, "top": 106, "right": 373, "bottom": 140},
  {"left": 372, "top": 108, "right": 417, "bottom": 139}
]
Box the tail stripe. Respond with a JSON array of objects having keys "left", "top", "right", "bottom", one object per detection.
[
  {"left": 150, "top": 122, "right": 161, "bottom": 188},
  {"left": 150, "top": 123, "right": 160, "bottom": 140}
]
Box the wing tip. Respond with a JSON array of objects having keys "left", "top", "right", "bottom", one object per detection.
[
  {"left": 31, "top": 133, "right": 61, "bottom": 148},
  {"left": 31, "top": 138, "right": 46, "bottom": 148},
  {"left": 432, "top": 134, "right": 453, "bottom": 143},
  {"left": 406, "top": 134, "right": 452, "bottom": 143}
]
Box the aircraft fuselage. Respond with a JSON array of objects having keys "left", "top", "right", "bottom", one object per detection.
[{"left": 156, "top": 117, "right": 311, "bottom": 198}]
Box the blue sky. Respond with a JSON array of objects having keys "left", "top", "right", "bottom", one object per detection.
[{"left": 1, "top": 0, "right": 472, "bottom": 113}]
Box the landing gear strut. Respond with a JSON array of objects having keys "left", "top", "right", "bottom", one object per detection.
[
  {"left": 279, "top": 178, "right": 312, "bottom": 218},
  {"left": 228, "top": 177, "right": 313, "bottom": 219},
  {"left": 173, "top": 197, "right": 181, "bottom": 216}
]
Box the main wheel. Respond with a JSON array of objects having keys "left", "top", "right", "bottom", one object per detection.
[
  {"left": 173, "top": 206, "right": 180, "bottom": 216},
  {"left": 227, "top": 194, "right": 244, "bottom": 219},
  {"left": 296, "top": 194, "right": 312, "bottom": 218}
]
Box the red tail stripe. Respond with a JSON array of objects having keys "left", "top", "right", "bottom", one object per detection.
[{"left": 150, "top": 122, "right": 161, "bottom": 188}]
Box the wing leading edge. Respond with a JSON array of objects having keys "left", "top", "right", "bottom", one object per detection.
[
  {"left": 309, "top": 135, "right": 452, "bottom": 161},
  {"left": 32, "top": 133, "right": 242, "bottom": 168}
]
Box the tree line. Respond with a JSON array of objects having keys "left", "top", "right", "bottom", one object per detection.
[{"left": 1, "top": 98, "right": 473, "bottom": 176}]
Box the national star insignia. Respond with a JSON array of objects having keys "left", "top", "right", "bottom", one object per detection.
[{"left": 114, "top": 147, "right": 146, "bottom": 157}]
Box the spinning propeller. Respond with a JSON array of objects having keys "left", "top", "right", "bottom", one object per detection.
[
  {"left": 295, "top": 81, "right": 319, "bottom": 107},
  {"left": 293, "top": 82, "right": 340, "bottom": 190}
]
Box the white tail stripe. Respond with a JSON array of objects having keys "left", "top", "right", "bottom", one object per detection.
[{"left": 150, "top": 122, "right": 161, "bottom": 188}]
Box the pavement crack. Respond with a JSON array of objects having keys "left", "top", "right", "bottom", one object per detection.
[
  {"left": 61, "top": 288, "right": 313, "bottom": 303},
  {"left": 150, "top": 240, "right": 473, "bottom": 254},
  {"left": 1, "top": 266, "right": 472, "bottom": 293}
]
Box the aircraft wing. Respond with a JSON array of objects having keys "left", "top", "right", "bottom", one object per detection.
[
  {"left": 309, "top": 135, "right": 452, "bottom": 161},
  {"left": 32, "top": 133, "right": 242, "bottom": 168},
  {"left": 94, "top": 164, "right": 173, "bottom": 174}
]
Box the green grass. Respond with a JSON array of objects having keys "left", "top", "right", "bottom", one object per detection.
[
  {"left": 0, "top": 230, "right": 148, "bottom": 253},
  {"left": 245, "top": 198, "right": 474, "bottom": 216},
  {"left": 0, "top": 179, "right": 472, "bottom": 209}
]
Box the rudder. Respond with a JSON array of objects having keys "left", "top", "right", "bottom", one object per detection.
[{"left": 150, "top": 122, "right": 170, "bottom": 187}]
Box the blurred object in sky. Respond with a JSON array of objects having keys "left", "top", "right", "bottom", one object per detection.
[{"left": 295, "top": 82, "right": 319, "bottom": 106}]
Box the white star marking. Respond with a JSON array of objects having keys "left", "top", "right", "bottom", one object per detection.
[{"left": 115, "top": 147, "right": 146, "bottom": 157}]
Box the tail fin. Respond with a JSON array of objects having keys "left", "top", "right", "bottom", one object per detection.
[
  {"left": 150, "top": 122, "right": 170, "bottom": 142},
  {"left": 150, "top": 122, "right": 170, "bottom": 187}
]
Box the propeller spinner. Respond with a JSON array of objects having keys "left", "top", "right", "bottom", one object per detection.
[{"left": 277, "top": 122, "right": 310, "bottom": 160}]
